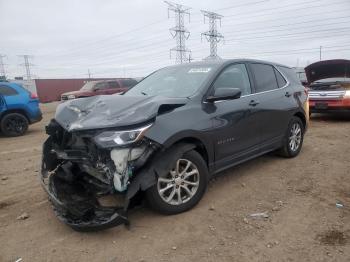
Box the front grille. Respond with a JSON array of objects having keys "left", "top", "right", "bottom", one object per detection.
[{"left": 309, "top": 90, "right": 345, "bottom": 100}]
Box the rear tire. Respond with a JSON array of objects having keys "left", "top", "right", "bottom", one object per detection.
[
  {"left": 0, "top": 113, "right": 29, "bottom": 137},
  {"left": 278, "top": 116, "right": 304, "bottom": 158},
  {"left": 146, "top": 149, "right": 208, "bottom": 215}
]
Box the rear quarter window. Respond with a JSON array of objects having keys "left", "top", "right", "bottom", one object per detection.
[
  {"left": 274, "top": 68, "right": 287, "bottom": 88},
  {"left": 0, "top": 85, "right": 18, "bottom": 96},
  {"left": 277, "top": 66, "right": 301, "bottom": 85}
]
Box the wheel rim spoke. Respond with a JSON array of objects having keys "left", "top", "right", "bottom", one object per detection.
[
  {"left": 158, "top": 177, "right": 173, "bottom": 184},
  {"left": 159, "top": 183, "right": 174, "bottom": 194},
  {"left": 166, "top": 188, "right": 176, "bottom": 202},
  {"left": 176, "top": 189, "right": 183, "bottom": 204},
  {"left": 181, "top": 185, "right": 193, "bottom": 197}
]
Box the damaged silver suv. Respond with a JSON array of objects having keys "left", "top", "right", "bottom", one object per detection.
[{"left": 41, "top": 59, "right": 308, "bottom": 231}]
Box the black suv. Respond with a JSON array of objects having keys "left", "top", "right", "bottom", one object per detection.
[{"left": 41, "top": 59, "right": 308, "bottom": 231}]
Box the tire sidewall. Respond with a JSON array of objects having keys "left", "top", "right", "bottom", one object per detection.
[
  {"left": 1, "top": 113, "right": 29, "bottom": 137},
  {"left": 146, "top": 149, "right": 208, "bottom": 215}
]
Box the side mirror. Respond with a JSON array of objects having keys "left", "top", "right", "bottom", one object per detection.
[{"left": 206, "top": 87, "right": 241, "bottom": 103}]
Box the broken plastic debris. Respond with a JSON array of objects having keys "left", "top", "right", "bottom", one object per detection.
[
  {"left": 16, "top": 212, "right": 29, "bottom": 220},
  {"left": 336, "top": 203, "right": 344, "bottom": 208},
  {"left": 249, "top": 212, "right": 269, "bottom": 219}
]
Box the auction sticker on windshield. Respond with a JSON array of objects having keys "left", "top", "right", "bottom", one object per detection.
[{"left": 188, "top": 68, "right": 212, "bottom": 73}]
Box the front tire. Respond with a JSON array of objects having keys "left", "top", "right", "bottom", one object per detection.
[
  {"left": 1, "top": 113, "right": 29, "bottom": 137},
  {"left": 278, "top": 116, "right": 304, "bottom": 158},
  {"left": 146, "top": 149, "right": 208, "bottom": 215}
]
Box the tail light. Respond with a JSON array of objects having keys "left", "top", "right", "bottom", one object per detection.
[{"left": 30, "top": 92, "right": 38, "bottom": 99}]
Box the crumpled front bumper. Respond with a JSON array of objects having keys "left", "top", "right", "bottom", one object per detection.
[{"left": 40, "top": 138, "right": 129, "bottom": 232}]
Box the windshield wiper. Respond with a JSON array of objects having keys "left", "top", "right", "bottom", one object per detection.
[{"left": 141, "top": 91, "right": 148, "bottom": 96}]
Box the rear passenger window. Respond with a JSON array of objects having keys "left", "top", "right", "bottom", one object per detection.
[
  {"left": 0, "top": 85, "right": 18, "bottom": 96},
  {"left": 250, "top": 63, "right": 278, "bottom": 92},
  {"left": 274, "top": 69, "right": 287, "bottom": 88}
]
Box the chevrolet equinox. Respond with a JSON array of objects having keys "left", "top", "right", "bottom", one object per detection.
[{"left": 41, "top": 59, "right": 309, "bottom": 231}]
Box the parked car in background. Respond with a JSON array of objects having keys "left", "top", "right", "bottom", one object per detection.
[
  {"left": 306, "top": 59, "right": 350, "bottom": 115},
  {"left": 41, "top": 59, "right": 308, "bottom": 231},
  {"left": 0, "top": 81, "right": 42, "bottom": 136},
  {"left": 61, "top": 79, "right": 138, "bottom": 101}
]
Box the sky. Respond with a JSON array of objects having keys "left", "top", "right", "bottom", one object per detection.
[{"left": 0, "top": 0, "right": 350, "bottom": 79}]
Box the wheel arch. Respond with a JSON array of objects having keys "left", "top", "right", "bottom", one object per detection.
[
  {"left": 293, "top": 111, "right": 306, "bottom": 129},
  {"left": 0, "top": 109, "right": 30, "bottom": 122},
  {"left": 163, "top": 136, "right": 212, "bottom": 169}
]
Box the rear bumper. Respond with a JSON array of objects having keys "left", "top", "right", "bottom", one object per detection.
[
  {"left": 30, "top": 112, "right": 42, "bottom": 124},
  {"left": 309, "top": 98, "right": 350, "bottom": 112}
]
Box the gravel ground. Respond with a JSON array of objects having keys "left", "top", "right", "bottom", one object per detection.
[{"left": 0, "top": 102, "right": 349, "bottom": 262}]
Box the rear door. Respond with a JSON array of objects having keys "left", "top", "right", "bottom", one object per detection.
[{"left": 247, "top": 63, "right": 292, "bottom": 149}]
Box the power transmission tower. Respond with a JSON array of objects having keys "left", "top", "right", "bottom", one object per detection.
[
  {"left": 19, "top": 55, "right": 34, "bottom": 80},
  {"left": 0, "top": 55, "right": 6, "bottom": 79},
  {"left": 201, "top": 10, "right": 224, "bottom": 60},
  {"left": 165, "top": 1, "right": 191, "bottom": 64}
]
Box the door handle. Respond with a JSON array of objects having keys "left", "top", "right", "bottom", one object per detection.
[
  {"left": 285, "top": 92, "right": 291, "bottom": 97},
  {"left": 249, "top": 100, "right": 259, "bottom": 106}
]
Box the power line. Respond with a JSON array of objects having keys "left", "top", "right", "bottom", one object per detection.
[
  {"left": 201, "top": 10, "right": 224, "bottom": 60},
  {"left": 0, "top": 55, "right": 6, "bottom": 78},
  {"left": 165, "top": 1, "right": 192, "bottom": 64}
]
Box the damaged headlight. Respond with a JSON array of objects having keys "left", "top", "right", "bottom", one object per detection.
[{"left": 94, "top": 124, "right": 152, "bottom": 147}]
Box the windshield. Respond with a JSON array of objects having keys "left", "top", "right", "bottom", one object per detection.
[
  {"left": 80, "top": 81, "right": 97, "bottom": 91},
  {"left": 125, "top": 65, "right": 215, "bottom": 98}
]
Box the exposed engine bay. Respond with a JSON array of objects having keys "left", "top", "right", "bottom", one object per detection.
[{"left": 41, "top": 119, "right": 160, "bottom": 231}]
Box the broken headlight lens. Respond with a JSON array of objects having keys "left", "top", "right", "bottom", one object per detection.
[{"left": 94, "top": 124, "right": 152, "bottom": 147}]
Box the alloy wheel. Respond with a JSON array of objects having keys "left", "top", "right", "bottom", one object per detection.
[
  {"left": 157, "top": 159, "right": 200, "bottom": 206},
  {"left": 289, "top": 123, "right": 302, "bottom": 152}
]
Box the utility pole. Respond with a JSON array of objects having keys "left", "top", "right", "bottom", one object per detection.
[
  {"left": 165, "top": 1, "right": 191, "bottom": 64},
  {"left": 88, "top": 69, "right": 92, "bottom": 79},
  {"left": 0, "top": 55, "right": 6, "bottom": 79},
  {"left": 319, "top": 46, "right": 322, "bottom": 61},
  {"left": 201, "top": 10, "right": 224, "bottom": 60},
  {"left": 19, "top": 55, "right": 33, "bottom": 81}
]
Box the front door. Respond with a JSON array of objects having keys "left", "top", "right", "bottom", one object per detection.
[{"left": 207, "top": 63, "right": 261, "bottom": 171}]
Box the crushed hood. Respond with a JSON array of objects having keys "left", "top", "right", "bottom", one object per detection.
[
  {"left": 55, "top": 94, "right": 188, "bottom": 131},
  {"left": 305, "top": 59, "right": 350, "bottom": 83}
]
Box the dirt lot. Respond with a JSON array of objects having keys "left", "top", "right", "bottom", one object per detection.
[{"left": 0, "top": 103, "right": 349, "bottom": 262}]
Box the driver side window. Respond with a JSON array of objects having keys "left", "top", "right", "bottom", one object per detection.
[{"left": 213, "top": 64, "right": 251, "bottom": 96}]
